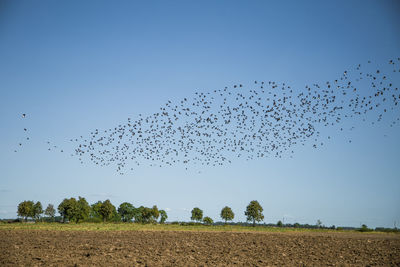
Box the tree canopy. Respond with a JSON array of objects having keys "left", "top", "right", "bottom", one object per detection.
[
  {"left": 90, "top": 201, "right": 102, "bottom": 219},
  {"left": 18, "top": 198, "right": 170, "bottom": 224},
  {"left": 151, "top": 205, "right": 160, "bottom": 222},
  {"left": 75, "top": 197, "right": 90, "bottom": 223},
  {"left": 99, "top": 199, "right": 116, "bottom": 222},
  {"left": 244, "top": 200, "right": 264, "bottom": 226},
  {"left": 17, "top": 200, "right": 34, "bottom": 221},
  {"left": 17, "top": 200, "right": 43, "bottom": 221},
  {"left": 203, "top": 216, "right": 213, "bottom": 225},
  {"left": 57, "top": 197, "right": 90, "bottom": 223},
  {"left": 44, "top": 204, "right": 56, "bottom": 218},
  {"left": 33, "top": 201, "right": 43, "bottom": 220},
  {"left": 159, "top": 210, "right": 168, "bottom": 224},
  {"left": 220, "top": 206, "right": 234, "bottom": 223},
  {"left": 58, "top": 198, "right": 76, "bottom": 222},
  {"left": 118, "top": 202, "right": 135, "bottom": 222},
  {"left": 191, "top": 207, "right": 203, "bottom": 222}
]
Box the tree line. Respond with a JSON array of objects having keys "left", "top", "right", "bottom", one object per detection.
[
  {"left": 14, "top": 199, "right": 398, "bottom": 232},
  {"left": 190, "top": 200, "right": 264, "bottom": 226},
  {"left": 17, "top": 198, "right": 265, "bottom": 226},
  {"left": 17, "top": 198, "right": 167, "bottom": 224}
]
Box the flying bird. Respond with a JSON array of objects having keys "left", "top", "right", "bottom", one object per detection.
[{"left": 16, "top": 58, "right": 400, "bottom": 174}]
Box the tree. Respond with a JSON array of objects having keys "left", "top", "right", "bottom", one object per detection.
[
  {"left": 277, "top": 220, "right": 283, "bottom": 227},
  {"left": 359, "top": 224, "right": 372, "bottom": 232},
  {"left": 131, "top": 206, "right": 158, "bottom": 224},
  {"left": 244, "top": 200, "right": 264, "bottom": 226},
  {"left": 316, "top": 219, "right": 322, "bottom": 228},
  {"left": 118, "top": 202, "right": 135, "bottom": 222},
  {"left": 111, "top": 207, "right": 121, "bottom": 222},
  {"left": 133, "top": 206, "right": 145, "bottom": 223},
  {"left": 141, "top": 207, "right": 154, "bottom": 223},
  {"left": 203, "top": 216, "right": 213, "bottom": 225},
  {"left": 17, "top": 200, "right": 34, "bottom": 221},
  {"left": 33, "top": 201, "right": 43, "bottom": 221},
  {"left": 220, "top": 206, "right": 234, "bottom": 223},
  {"left": 159, "top": 210, "right": 168, "bottom": 224},
  {"left": 99, "top": 199, "right": 115, "bottom": 222},
  {"left": 151, "top": 205, "right": 159, "bottom": 223},
  {"left": 75, "top": 197, "right": 90, "bottom": 223},
  {"left": 191, "top": 207, "right": 203, "bottom": 222},
  {"left": 58, "top": 198, "right": 78, "bottom": 223},
  {"left": 44, "top": 204, "right": 56, "bottom": 221},
  {"left": 58, "top": 198, "right": 70, "bottom": 222},
  {"left": 90, "top": 201, "right": 103, "bottom": 219}
]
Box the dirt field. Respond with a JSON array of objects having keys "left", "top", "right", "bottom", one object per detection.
[{"left": 1, "top": 229, "right": 399, "bottom": 266}]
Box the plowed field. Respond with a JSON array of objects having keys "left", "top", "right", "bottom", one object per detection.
[{"left": 1, "top": 229, "right": 399, "bottom": 266}]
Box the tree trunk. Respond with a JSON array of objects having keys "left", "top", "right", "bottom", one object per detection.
[{"left": 253, "top": 219, "right": 255, "bottom": 227}]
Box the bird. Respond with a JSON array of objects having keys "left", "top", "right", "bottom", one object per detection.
[{"left": 16, "top": 58, "right": 399, "bottom": 174}]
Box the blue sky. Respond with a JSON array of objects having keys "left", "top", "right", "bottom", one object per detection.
[{"left": 0, "top": 0, "right": 399, "bottom": 228}]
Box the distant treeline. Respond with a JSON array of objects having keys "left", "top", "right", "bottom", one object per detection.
[
  {"left": 13, "top": 199, "right": 264, "bottom": 226},
  {"left": 11, "top": 198, "right": 399, "bottom": 232},
  {"left": 16, "top": 198, "right": 167, "bottom": 224}
]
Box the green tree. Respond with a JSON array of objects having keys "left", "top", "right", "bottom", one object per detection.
[
  {"left": 244, "top": 200, "right": 264, "bottom": 226},
  {"left": 191, "top": 207, "right": 203, "bottom": 222},
  {"left": 141, "top": 207, "right": 154, "bottom": 223},
  {"left": 99, "top": 199, "right": 115, "bottom": 222},
  {"left": 133, "top": 206, "right": 145, "bottom": 223},
  {"left": 359, "top": 224, "right": 372, "bottom": 232},
  {"left": 159, "top": 210, "right": 168, "bottom": 224},
  {"left": 44, "top": 204, "right": 56, "bottom": 221},
  {"left": 220, "top": 206, "right": 234, "bottom": 223},
  {"left": 131, "top": 206, "right": 159, "bottom": 224},
  {"left": 111, "top": 207, "right": 121, "bottom": 222},
  {"left": 203, "top": 216, "right": 213, "bottom": 225},
  {"left": 33, "top": 201, "right": 43, "bottom": 221},
  {"left": 90, "top": 201, "right": 103, "bottom": 219},
  {"left": 74, "top": 197, "right": 90, "bottom": 223},
  {"left": 316, "top": 219, "right": 322, "bottom": 228},
  {"left": 17, "top": 200, "right": 34, "bottom": 221},
  {"left": 151, "top": 205, "right": 160, "bottom": 223},
  {"left": 277, "top": 220, "right": 283, "bottom": 227},
  {"left": 58, "top": 198, "right": 77, "bottom": 223},
  {"left": 118, "top": 202, "right": 135, "bottom": 222}
]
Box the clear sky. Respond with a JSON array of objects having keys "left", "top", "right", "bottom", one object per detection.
[{"left": 0, "top": 0, "right": 399, "bottom": 228}]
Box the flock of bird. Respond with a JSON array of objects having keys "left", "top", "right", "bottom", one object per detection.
[{"left": 16, "top": 58, "right": 400, "bottom": 174}]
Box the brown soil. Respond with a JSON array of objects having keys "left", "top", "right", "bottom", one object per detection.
[{"left": 1, "top": 230, "right": 399, "bottom": 266}]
